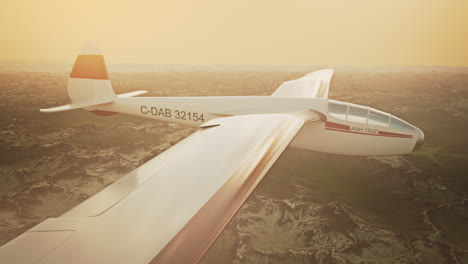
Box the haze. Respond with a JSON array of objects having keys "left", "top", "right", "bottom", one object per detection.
[{"left": 1, "top": 0, "right": 467, "bottom": 66}]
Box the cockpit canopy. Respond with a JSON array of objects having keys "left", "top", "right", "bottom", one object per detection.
[{"left": 328, "top": 100, "right": 415, "bottom": 131}]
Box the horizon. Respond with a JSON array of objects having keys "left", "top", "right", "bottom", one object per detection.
[{"left": 1, "top": 60, "right": 467, "bottom": 74}]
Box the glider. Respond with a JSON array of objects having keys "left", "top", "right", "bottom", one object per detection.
[{"left": 0, "top": 43, "right": 425, "bottom": 263}]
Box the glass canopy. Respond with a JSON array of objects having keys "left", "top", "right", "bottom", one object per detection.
[{"left": 328, "top": 100, "right": 414, "bottom": 131}]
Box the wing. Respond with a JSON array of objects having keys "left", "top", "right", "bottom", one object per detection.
[
  {"left": 0, "top": 112, "right": 321, "bottom": 264},
  {"left": 271, "top": 69, "right": 334, "bottom": 98}
]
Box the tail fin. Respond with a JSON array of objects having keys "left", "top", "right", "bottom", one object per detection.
[
  {"left": 68, "top": 42, "right": 116, "bottom": 103},
  {"left": 40, "top": 43, "right": 147, "bottom": 113}
]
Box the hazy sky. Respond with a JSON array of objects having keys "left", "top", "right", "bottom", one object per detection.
[{"left": 1, "top": 0, "right": 467, "bottom": 66}]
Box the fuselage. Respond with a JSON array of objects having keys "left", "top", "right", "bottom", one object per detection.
[{"left": 89, "top": 96, "right": 424, "bottom": 156}]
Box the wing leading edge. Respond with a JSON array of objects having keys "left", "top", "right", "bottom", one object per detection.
[{"left": 0, "top": 112, "right": 321, "bottom": 264}]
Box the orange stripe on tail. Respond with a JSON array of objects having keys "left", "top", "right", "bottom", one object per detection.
[{"left": 70, "top": 55, "right": 109, "bottom": 80}]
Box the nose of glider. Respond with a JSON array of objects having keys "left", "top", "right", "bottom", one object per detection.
[{"left": 413, "top": 129, "right": 425, "bottom": 152}]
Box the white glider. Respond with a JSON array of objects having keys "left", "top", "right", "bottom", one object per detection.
[{"left": 0, "top": 43, "right": 424, "bottom": 263}]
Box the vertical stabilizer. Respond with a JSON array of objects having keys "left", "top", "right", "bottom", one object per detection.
[
  {"left": 40, "top": 43, "right": 146, "bottom": 113},
  {"left": 68, "top": 42, "right": 116, "bottom": 103}
]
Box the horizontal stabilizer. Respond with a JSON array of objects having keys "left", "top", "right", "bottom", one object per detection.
[
  {"left": 40, "top": 91, "right": 148, "bottom": 113},
  {"left": 39, "top": 98, "right": 115, "bottom": 113},
  {"left": 117, "top": 90, "right": 148, "bottom": 98}
]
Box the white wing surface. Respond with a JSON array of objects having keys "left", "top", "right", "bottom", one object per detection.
[
  {"left": 0, "top": 112, "right": 321, "bottom": 264},
  {"left": 271, "top": 69, "right": 334, "bottom": 98}
]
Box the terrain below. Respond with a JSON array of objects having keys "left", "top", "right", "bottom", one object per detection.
[{"left": 0, "top": 70, "right": 467, "bottom": 263}]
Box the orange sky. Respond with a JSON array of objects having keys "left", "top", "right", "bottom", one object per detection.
[{"left": 0, "top": 0, "right": 467, "bottom": 66}]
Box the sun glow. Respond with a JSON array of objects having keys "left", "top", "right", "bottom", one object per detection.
[{"left": 1, "top": 0, "right": 467, "bottom": 66}]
